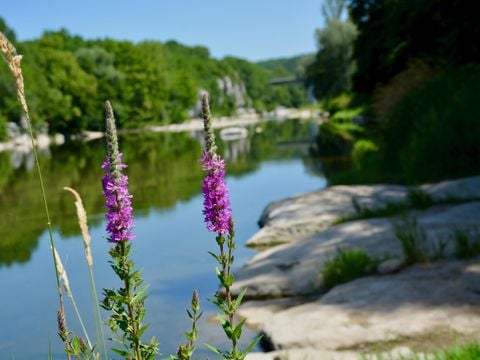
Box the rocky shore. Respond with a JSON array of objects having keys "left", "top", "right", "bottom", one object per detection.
[{"left": 243, "top": 176, "right": 480, "bottom": 360}]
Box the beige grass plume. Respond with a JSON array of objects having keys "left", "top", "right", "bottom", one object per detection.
[
  {"left": 0, "top": 32, "right": 28, "bottom": 116},
  {"left": 52, "top": 247, "right": 72, "bottom": 298},
  {"left": 64, "top": 187, "right": 93, "bottom": 267}
]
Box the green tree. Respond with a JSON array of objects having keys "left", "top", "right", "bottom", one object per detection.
[
  {"left": 349, "top": 0, "right": 480, "bottom": 92},
  {"left": 306, "top": 19, "right": 358, "bottom": 99}
]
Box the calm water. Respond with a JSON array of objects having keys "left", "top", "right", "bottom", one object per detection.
[{"left": 0, "top": 119, "right": 326, "bottom": 359}]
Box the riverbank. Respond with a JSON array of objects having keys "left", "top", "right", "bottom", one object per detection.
[
  {"left": 242, "top": 176, "right": 480, "bottom": 359},
  {"left": 0, "top": 108, "right": 322, "bottom": 152}
]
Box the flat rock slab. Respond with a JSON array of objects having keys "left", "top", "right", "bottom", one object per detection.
[
  {"left": 246, "top": 347, "right": 414, "bottom": 360},
  {"left": 246, "top": 348, "right": 360, "bottom": 360},
  {"left": 255, "top": 259, "right": 480, "bottom": 354},
  {"left": 248, "top": 184, "right": 408, "bottom": 247},
  {"left": 422, "top": 176, "right": 480, "bottom": 202},
  {"left": 248, "top": 176, "right": 480, "bottom": 247},
  {"left": 233, "top": 202, "right": 480, "bottom": 298}
]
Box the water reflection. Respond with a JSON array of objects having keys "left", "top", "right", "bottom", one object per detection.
[
  {"left": 0, "top": 119, "right": 327, "bottom": 358},
  {"left": 0, "top": 119, "right": 317, "bottom": 267}
]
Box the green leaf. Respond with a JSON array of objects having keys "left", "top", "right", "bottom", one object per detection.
[
  {"left": 132, "top": 285, "right": 150, "bottom": 304},
  {"left": 138, "top": 323, "right": 151, "bottom": 337},
  {"left": 245, "top": 334, "right": 263, "bottom": 354},
  {"left": 112, "top": 347, "right": 132, "bottom": 357},
  {"left": 233, "top": 288, "right": 248, "bottom": 310},
  {"left": 224, "top": 274, "right": 234, "bottom": 287},
  {"left": 208, "top": 251, "right": 220, "bottom": 262},
  {"left": 233, "top": 318, "right": 246, "bottom": 340},
  {"left": 204, "top": 343, "right": 222, "bottom": 355}
]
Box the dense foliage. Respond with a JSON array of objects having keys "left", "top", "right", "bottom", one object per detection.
[
  {"left": 309, "top": 0, "right": 480, "bottom": 185},
  {"left": 0, "top": 19, "right": 308, "bottom": 139},
  {"left": 350, "top": 0, "right": 480, "bottom": 93}
]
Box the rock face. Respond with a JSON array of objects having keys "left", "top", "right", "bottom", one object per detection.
[
  {"left": 233, "top": 202, "right": 480, "bottom": 298},
  {"left": 237, "top": 176, "right": 480, "bottom": 359},
  {"left": 248, "top": 184, "right": 408, "bottom": 247},
  {"left": 421, "top": 176, "right": 480, "bottom": 202},
  {"left": 247, "top": 176, "right": 480, "bottom": 248},
  {"left": 251, "top": 260, "right": 480, "bottom": 356}
]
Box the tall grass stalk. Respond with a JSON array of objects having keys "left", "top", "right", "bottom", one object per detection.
[
  {"left": 0, "top": 32, "right": 72, "bottom": 356},
  {"left": 53, "top": 248, "right": 93, "bottom": 349},
  {"left": 64, "top": 187, "right": 108, "bottom": 359}
]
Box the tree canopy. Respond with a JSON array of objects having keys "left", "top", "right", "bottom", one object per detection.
[{"left": 0, "top": 20, "right": 308, "bottom": 138}]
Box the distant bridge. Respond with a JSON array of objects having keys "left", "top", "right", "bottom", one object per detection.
[{"left": 268, "top": 76, "right": 304, "bottom": 85}]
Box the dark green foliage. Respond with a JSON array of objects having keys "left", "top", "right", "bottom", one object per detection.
[
  {"left": 382, "top": 65, "right": 480, "bottom": 183},
  {"left": 350, "top": 0, "right": 480, "bottom": 93},
  {"left": 407, "top": 190, "right": 433, "bottom": 210},
  {"left": 315, "top": 121, "right": 356, "bottom": 156},
  {"left": 321, "top": 248, "right": 378, "bottom": 290},
  {"left": 393, "top": 217, "right": 428, "bottom": 264},
  {"left": 453, "top": 229, "right": 480, "bottom": 259},
  {"left": 306, "top": 19, "right": 358, "bottom": 100}
]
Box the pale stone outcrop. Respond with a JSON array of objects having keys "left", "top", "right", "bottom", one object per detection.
[{"left": 233, "top": 202, "right": 480, "bottom": 298}]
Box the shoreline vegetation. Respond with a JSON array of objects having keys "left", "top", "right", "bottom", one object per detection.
[{"left": 0, "top": 107, "right": 321, "bottom": 153}]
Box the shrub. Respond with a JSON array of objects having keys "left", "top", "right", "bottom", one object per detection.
[
  {"left": 321, "top": 248, "right": 378, "bottom": 290},
  {"left": 331, "top": 107, "right": 365, "bottom": 123},
  {"left": 385, "top": 65, "right": 480, "bottom": 183},
  {"left": 323, "top": 92, "right": 353, "bottom": 113},
  {"left": 352, "top": 139, "right": 379, "bottom": 168},
  {"left": 315, "top": 121, "right": 355, "bottom": 156}
]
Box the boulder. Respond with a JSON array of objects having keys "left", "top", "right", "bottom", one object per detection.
[
  {"left": 377, "top": 258, "right": 404, "bottom": 275},
  {"left": 255, "top": 259, "right": 480, "bottom": 355},
  {"left": 233, "top": 202, "right": 480, "bottom": 298},
  {"left": 422, "top": 176, "right": 480, "bottom": 202},
  {"left": 248, "top": 176, "right": 480, "bottom": 248},
  {"left": 248, "top": 184, "right": 408, "bottom": 247}
]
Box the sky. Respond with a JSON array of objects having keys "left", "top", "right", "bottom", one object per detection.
[{"left": 0, "top": 0, "right": 323, "bottom": 61}]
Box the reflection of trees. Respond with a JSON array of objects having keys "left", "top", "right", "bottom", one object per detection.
[
  {"left": 0, "top": 120, "right": 322, "bottom": 266},
  {"left": 0, "top": 132, "right": 204, "bottom": 266}
]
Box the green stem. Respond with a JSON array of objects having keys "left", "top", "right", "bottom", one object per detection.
[
  {"left": 69, "top": 292, "right": 92, "bottom": 349},
  {"left": 219, "top": 241, "right": 237, "bottom": 355},
  {"left": 89, "top": 267, "right": 107, "bottom": 359},
  {"left": 119, "top": 241, "right": 142, "bottom": 360}
]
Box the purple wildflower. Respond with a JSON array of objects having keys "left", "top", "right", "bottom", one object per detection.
[
  {"left": 102, "top": 152, "right": 135, "bottom": 242},
  {"left": 201, "top": 151, "right": 232, "bottom": 236}
]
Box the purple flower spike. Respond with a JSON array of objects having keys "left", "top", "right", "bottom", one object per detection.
[
  {"left": 102, "top": 152, "right": 135, "bottom": 243},
  {"left": 201, "top": 151, "right": 232, "bottom": 236}
]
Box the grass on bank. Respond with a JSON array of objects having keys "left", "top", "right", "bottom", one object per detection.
[
  {"left": 323, "top": 65, "right": 480, "bottom": 185},
  {"left": 321, "top": 248, "right": 379, "bottom": 290},
  {"left": 368, "top": 341, "right": 480, "bottom": 360}
]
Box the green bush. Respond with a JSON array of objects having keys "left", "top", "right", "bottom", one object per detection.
[
  {"left": 323, "top": 93, "right": 353, "bottom": 113},
  {"left": 315, "top": 121, "right": 355, "bottom": 156},
  {"left": 384, "top": 65, "right": 480, "bottom": 183},
  {"left": 352, "top": 139, "right": 379, "bottom": 168},
  {"left": 331, "top": 107, "right": 365, "bottom": 123},
  {"left": 321, "top": 248, "right": 378, "bottom": 290}
]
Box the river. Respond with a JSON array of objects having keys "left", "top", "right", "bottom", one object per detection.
[{"left": 0, "top": 119, "right": 327, "bottom": 359}]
